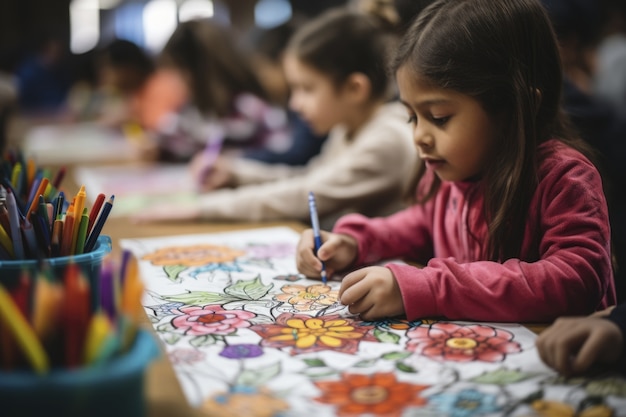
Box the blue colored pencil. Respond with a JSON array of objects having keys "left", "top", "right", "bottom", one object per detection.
[
  {"left": 308, "top": 191, "right": 327, "bottom": 284},
  {"left": 84, "top": 195, "right": 114, "bottom": 253}
]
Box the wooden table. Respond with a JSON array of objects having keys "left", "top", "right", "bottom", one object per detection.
[{"left": 65, "top": 164, "right": 546, "bottom": 417}]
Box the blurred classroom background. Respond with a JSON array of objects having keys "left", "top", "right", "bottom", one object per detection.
[{"left": 0, "top": 0, "right": 348, "bottom": 150}]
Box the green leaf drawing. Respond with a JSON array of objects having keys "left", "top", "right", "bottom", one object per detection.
[
  {"left": 586, "top": 378, "right": 626, "bottom": 398},
  {"left": 354, "top": 359, "right": 377, "bottom": 368},
  {"left": 224, "top": 276, "right": 273, "bottom": 300},
  {"left": 162, "top": 333, "right": 181, "bottom": 345},
  {"left": 302, "top": 358, "right": 326, "bottom": 367},
  {"left": 163, "top": 291, "right": 238, "bottom": 306},
  {"left": 190, "top": 334, "right": 220, "bottom": 348},
  {"left": 471, "top": 368, "right": 537, "bottom": 385},
  {"left": 157, "top": 322, "right": 176, "bottom": 332},
  {"left": 164, "top": 264, "right": 188, "bottom": 281},
  {"left": 373, "top": 328, "right": 401, "bottom": 344},
  {"left": 236, "top": 362, "right": 281, "bottom": 387},
  {"left": 395, "top": 362, "right": 417, "bottom": 373},
  {"left": 381, "top": 351, "right": 412, "bottom": 361}
]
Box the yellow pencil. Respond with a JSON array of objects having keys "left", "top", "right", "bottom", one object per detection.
[
  {"left": 0, "top": 284, "right": 49, "bottom": 373},
  {"left": 0, "top": 223, "right": 15, "bottom": 258},
  {"left": 83, "top": 311, "right": 113, "bottom": 365},
  {"left": 71, "top": 185, "right": 86, "bottom": 254}
]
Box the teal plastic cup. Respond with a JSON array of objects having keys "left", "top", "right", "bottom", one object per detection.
[
  {"left": 0, "top": 235, "right": 112, "bottom": 282},
  {"left": 0, "top": 329, "right": 160, "bottom": 417}
]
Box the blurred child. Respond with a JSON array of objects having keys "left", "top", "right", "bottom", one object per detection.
[
  {"left": 296, "top": 0, "right": 616, "bottom": 323},
  {"left": 536, "top": 303, "right": 625, "bottom": 376},
  {"left": 67, "top": 39, "right": 155, "bottom": 124},
  {"left": 240, "top": 18, "right": 328, "bottom": 166},
  {"left": 135, "top": 7, "right": 416, "bottom": 227},
  {"left": 133, "top": 18, "right": 283, "bottom": 162}
]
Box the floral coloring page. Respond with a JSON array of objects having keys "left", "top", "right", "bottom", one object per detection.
[{"left": 121, "top": 227, "right": 626, "bottom": 417}]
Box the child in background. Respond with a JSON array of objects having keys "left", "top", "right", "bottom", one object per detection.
[
  {"left": 133, "top": 18, "right": 283, "bottom": 162},
  {"left": 296, "top": 0, "right": 616, "bottom": 323},
  {"left": 536, "top": 303, "right": 625, "bottom": 376},
  {"left": 135, "top": 7, "right": 416, "bottom": 227},
  {"left": 240, "top": 18, "right": 328, "bottom": 166}
]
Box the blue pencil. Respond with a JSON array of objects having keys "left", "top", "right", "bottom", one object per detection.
[
  {"left": 84, "top": 195, "right": 114, "bottom": 253},
  {"left": 308, "top": 191, "right": 327, "bottom": 284},
  {"left": 5, "top": 188, "right": 25, "bottom": 259}
]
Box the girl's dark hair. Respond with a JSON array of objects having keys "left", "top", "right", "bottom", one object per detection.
[
  {"left": 160, "top": 19, "right": 268, "bottom": 117},
  {"left": 286, "top": 8, "right": 396, "bottom": 100},
  {"left": 393, "top": 0, "right": 595, "bottom": 261}
]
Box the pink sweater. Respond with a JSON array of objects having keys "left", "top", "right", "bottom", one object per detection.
[{"left": 333, "top": 140, "right": 616, "bottom": 322}]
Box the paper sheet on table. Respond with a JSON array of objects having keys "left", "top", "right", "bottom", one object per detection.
[
  {"left": 23, "top": 123, "right": 140, "bottom": 165},
  {"left": 74, "top": 164, "right": 197, "bottom": 217},
  {"left": 121, "top": 226, "right": 626, "bottom": 416}
]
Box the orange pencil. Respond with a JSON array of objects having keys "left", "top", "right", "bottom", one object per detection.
[
  {"left": 51, "top": 219, "right": 63, "bottom": 257},
  {"left": 26, "top": 158, "right": 35, "bottom": 191},
  {"left": 26, "top": 177, "right": 49, "bottom": 220}
]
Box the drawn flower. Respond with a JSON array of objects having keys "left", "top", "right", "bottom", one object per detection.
[
  {"left": 273, "top": 274, "right": 303, "bottom": 282},
  {"left": 360, "top": 318, "right": 424, "bottom": 331},
  {"left": 201, "top": 385, "right": 289, "bottom": 417},
  {"left": 146, "top": 301, "right": 185, "bottom": 317},
  {"left": 428, "top": 388, "right": 500, "bottom": 417},
  {"left": 220, "top": 344, "right": 264, "bottom": 359},
  {"left": 169, "top": 348, "right": 206, "bottom": 365},
  {"left": 172, "top": 305, "right": 255, "bottom": 336},
  {"left": 274, "top": 284, "right": 339, "bottom": 311},
  {"left": 530, "top": 400, "right": 613, "bottom": 417},
  {"left": 406, "top": 322, "right": 521, "bottom": 362},
  {"left": 314, "top": 372, "right": 429, "bottom": 417},
  {"left": 245, "top": 242, "right": 295, "bottom": 259},
  {"left": 250, "top": 313, "right": 375, "bottom": 355},
  {"left": 142, "top": 244, "right": 245, "bottom": 266}
]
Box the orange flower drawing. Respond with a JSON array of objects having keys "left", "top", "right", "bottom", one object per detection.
[
  {"left": 142, "top": 244, "right": 245, "bottom": 267},
  {"left": 202, "top": 386, "right": 289, "bottom": 417},
  {"left": 314, "top": 372, "right": 429, "bottom": 417},
  {"left": 274, "top": 284, "right": 339, "bottom": 311}
]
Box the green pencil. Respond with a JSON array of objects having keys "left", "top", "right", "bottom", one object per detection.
[{"left": 74, "top": 208, "right": 89, "bottom": 255}]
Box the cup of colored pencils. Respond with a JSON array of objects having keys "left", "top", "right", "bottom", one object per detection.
[{"left": 0, "top": 249, "right": 160, "bottom": 417}]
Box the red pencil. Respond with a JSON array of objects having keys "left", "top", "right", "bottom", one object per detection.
[
  {"left": 60, "top": 208, "right": 75, "bottom": 257},
  {"left": 51, "top": 166, "right": 66, "bottom": 190},
  {"left": 62, "top": 263, "right": 91, "bottom": 368},
  {"left": 87, "top": 193, "right": 105, "bottom": 235}
]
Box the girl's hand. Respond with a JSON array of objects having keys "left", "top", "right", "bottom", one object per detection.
[
  {"left": 296, "top": 229, "right": 358, "bottom": 279},
  {"left": 338, "top": 266, "right": 405, "bottom": 321},
  {"left": 535, "top": 316, "right": 623, "bottom": 376},
  {"left": 189, "top": 154, "right": 234, "bottom": 192}
]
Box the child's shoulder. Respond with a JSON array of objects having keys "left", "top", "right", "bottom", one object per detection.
[
  {"left": 538, "top": 139, "right": 601, "bottom": 185},
  {"left": 539, "top": 138, "right": 595, "bottom": 169}
]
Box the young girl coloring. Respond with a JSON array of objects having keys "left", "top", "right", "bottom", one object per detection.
[
  {"left": 297, "top": 0, "right": 617, "bottom": 323},
  {"left": 136, "top": 8, "right": 416, "bottom": 227}
]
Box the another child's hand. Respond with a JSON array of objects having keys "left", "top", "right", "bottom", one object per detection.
[
  {"left": 338, "top": 266, "right": 404, "bottom": 321},
  {"left": 189, "top": 154, "right": 234, "bottom": 192},
  {"left": 535, "top": 316, "right": 623, "bottom": 376},
  {"left": 296, "top": 229, "right": 358, "bottom": 279}
]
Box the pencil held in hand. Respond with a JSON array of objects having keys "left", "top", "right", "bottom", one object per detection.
[{"left": 308, "top": 191, "right": 327, "bottom": 284}]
